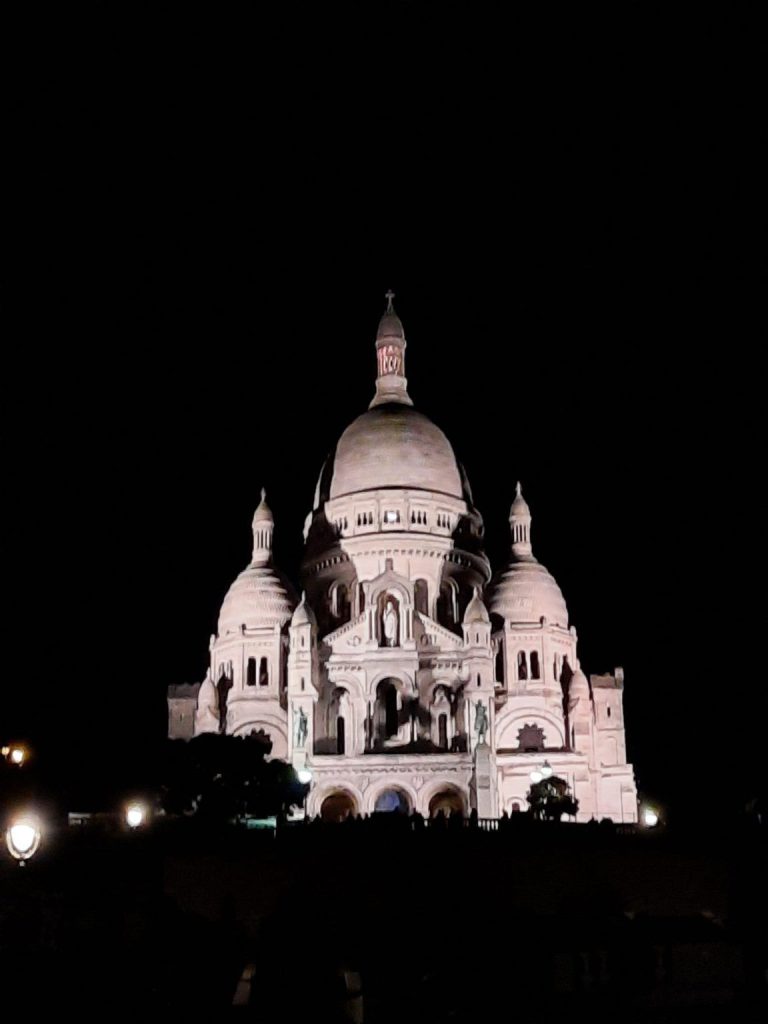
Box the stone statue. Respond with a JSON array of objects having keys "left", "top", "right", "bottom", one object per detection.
[
  {"left": 293, "top": 707, "right": 308, "bottom": 748},
  {"left": 382, "top": 599, "right": 398, "bottom": 647},
  {"left": 474, "top": 700, "right": 488, "bottom": 743}
]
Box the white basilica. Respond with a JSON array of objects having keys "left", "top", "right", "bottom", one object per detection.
[{"left": 168, "top": 296, "right": 638, "bottom": 823}]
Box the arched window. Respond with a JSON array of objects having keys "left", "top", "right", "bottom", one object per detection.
[
  {"left": 375, "top": 679, "right": 399, "bottom": 743},
  {"left": 518, "top": 651, "right": 528, "bottom": 680},
  {"left": 246, "top": 657, "right": 257, "bottom": 686},
  {"left": 358, "top": 583, "right": 366, "bottom": 613},
  {"left": 438, "top": 713, "right": 448, "bottom": 749},
  {"left": 259, "top": 657, "right": 268, "bottom": 686},
  {"left": 336, "top": 716, "right": 345, "bottom": 755},
  {"left": 530, "top": 651, "right": 540, "bottom": 679},
  {"left": 414, "top": 579, "right": 429, "bottom": 615},
  {"left": 495, "top": 645, "right": 504, "bottom": 685}
]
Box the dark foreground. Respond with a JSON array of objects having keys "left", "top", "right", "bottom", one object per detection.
[{"left": 1, "top": 816, "right": 765, "bottom": 1022}]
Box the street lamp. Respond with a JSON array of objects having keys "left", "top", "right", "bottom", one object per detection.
[
  {"left": 529, "top": 761, "right": 553, "bottom": 785},
  {"left": 125, "top": 803, "right": 146, "bottom": 829},
  {"left": 641, "top": 806, "right": 659, "bottom": 828},
  {"left": 5, "top": 815, "right": 42, "bottom": 864}
]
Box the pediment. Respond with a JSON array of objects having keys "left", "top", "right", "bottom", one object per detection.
[
  {"left": 324, "top": 613, "right": 368, "bottom": 652},
  {"left": 415, "top": 613, "right": 463, "bottom": 653}
]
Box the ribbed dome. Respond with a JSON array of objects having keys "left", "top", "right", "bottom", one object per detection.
[
  {"left": 218, "top": 565, "right": 296, "bottom": 635},
  {"left": 489, "top": 560, "right": 569, "bottom": 628},
  {"left": 329, "top": 404, "right": 463, "bottom": 499}
]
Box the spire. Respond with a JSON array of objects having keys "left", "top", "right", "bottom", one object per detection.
[
  {"left": 369, "top": 290, "right": 413, "bottom": 408},
  {"left": 509, "top": 482, "right": 534, "bottom": 561},
  {"left": 251, "top": 489, "right": 274, "bottom": 565}
]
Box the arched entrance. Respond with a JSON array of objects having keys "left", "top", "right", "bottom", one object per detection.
[
  {"left": 373, "top": 788, "right": 411, "bottom": 814},
  {"left": 428, "top": 788, "right": 465, "bottom": 818},
  {"left": 320, "top": 790, "right": 357, "bottom": 823}
]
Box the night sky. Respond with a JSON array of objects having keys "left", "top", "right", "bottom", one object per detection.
[{"left": 5, "top": 5, "right": 765, "bottom": 821}]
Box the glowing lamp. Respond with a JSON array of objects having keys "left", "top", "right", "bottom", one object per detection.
[
  {"left": 9, "top": 747, "right": 25, "bottom": 765},
  {"left": 125, "top": 804, "right": 146, "bottom": 829},
  {"left": 384, "top": 511, "right": 398, "bottom": 524},
  {"left": 530, "top": 770, "right": 543, "bottom": 784},
  {"left": 297, "top": 769, "right": 312, "bottom": 785},
  {"left": 642, "top": 807, "right": 659, "bottom": 828},
  {"left": 6, "top": 816, "right": 42, "bottom": 862},
  {"left": 541, "top": 761, "right": 553, "bottom": 779}
]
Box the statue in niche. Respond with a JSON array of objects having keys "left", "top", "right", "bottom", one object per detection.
[
  {"left": 382, "top": 599, "right": 399, "bottom": 647},
  {"left": 293, "top": 707, "right": 308, "bottom": 748},
  {"left": 473, "top": 700, "right": 489, "bottom": 744}
]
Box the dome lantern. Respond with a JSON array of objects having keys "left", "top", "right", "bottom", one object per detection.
[
  {"left": 252, "top": 488, "right": 274, "bottom": 565},
  {"left": 369, "top": 290, "right": 413, "bottom": 409}
]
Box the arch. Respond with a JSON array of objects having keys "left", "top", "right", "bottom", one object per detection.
[
  {"left": 414, "top": 578, "right": 429, "bottom": 615},
  {"left": 369, "top": 670, "right": 413, "bottom": 696},
  {"left": 230, "top": 716, "right": 288, "bottom": 759},
  {"left": 421, "top": 780, "right": 467, "bottom": 817},
  {"left": 495, "top": 706, "right": 566, "bottom": 750},
  {"left": 372, "top": 787, "right": 412, "bottom": 815},
  {"left": 366, "top": 780, "right": 418, "bottom": 815},
  {"left": 320, "top": 790, "right": 358, "bottom": 823},
  {"left": 428, "top": 786, "right": 466, "bottom": 818},
  {"left": 368, "top": 578, "right": 411, "bottom": 610},
  {"left": 310, "top": 781, "right": 365, "bottom": 819}
]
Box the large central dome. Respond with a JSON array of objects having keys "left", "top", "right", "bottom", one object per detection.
[{"left": 329, "top": 403, "right": 463, "bottom": 499}]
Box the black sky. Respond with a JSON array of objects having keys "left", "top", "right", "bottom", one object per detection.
[{"left": 4, "top": 3, "right": 765, "bottom": 820}]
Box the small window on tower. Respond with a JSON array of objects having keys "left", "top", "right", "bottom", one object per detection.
[
  {"left": 384, "top": 510, "right": 399, "bottom": 524},
  {"left": 247, "top": 657, "right": 257, "bottom": 686},
  {"left": 607, "top": 706, "right": 611, "bottom": 718}
]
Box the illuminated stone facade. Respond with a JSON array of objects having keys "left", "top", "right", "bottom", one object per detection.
[{"left": 168, "top": 295, "right": 638, "bottom": 823}]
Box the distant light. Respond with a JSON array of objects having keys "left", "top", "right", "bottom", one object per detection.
[
  {"left": 384, "top": 511, "right": 398, "bottom": 523},
  {"left": 125, "top": 804, "right": 146, "bottom": 828},
  {"left": 642, "top": 807, "right": 659, "bottom": 828},
  {"left": 6, "top": 816, "right": 42, "bottom": 861},
  {"left": 541, "top": 761, "right": 553, "bottom": 779},
  {"left": 9, "top": 747, "right": 25, "bottom": 765},
  {"left": 297, "top": 769, "right": 312, "bottom": 784},
  {"left": 530, "top": 770, "right": 543, "bottom": 783}
]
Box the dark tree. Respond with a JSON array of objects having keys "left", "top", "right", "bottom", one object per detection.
[{"left": 526, "top": 775, "right": 579, "bottom": 821}]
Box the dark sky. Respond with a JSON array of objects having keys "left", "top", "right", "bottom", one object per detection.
[{"left": 5, "top": 4, "right": 765, "bottom": 819}]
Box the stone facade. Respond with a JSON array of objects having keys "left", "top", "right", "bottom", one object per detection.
[{"left": 168, "top": 294, "right": 638, "bottom": 822}]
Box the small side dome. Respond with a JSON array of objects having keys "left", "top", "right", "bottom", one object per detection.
[
  {"left": 291, "top": 592, "right": 316, "bottom": 627},
  {"left": 568, "top": 667, "right": 591, "bottom": 709},
  {"left": 464, "top": 587, "right": 490, "bottom": 624}
]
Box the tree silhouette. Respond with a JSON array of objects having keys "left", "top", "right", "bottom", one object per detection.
[{"left": 526, "top": 775, "right": 579, "bottom": 821}]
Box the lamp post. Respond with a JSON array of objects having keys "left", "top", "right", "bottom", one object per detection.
[{"left": 5, "top": 815, "right": 42, "bottom": 865}]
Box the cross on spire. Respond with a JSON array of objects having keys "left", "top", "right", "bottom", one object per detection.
[{"left": 385, "top": 289, "right": 395, "bottom": 312}]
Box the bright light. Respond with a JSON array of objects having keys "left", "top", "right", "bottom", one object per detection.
[
  {"left": 384, "top": 511, "right": 398, "bottom": 523},
  {"left": 530, "top": 770, "right": 543, "bottom": 783},
  {"left": 541, "top": 761, "right": 553, "bottom": 779},
  {"left": 297, "top": 769, "right": 312, "bottom": 784},
  {"left": 125, "top": 804, "right": 146, "bottom": 828},
  {"left": 9, "top": 747, "right": 25, "bottom": 765},
  {"left": 6, "top": 816, "right": 42, "bottom": 861},
  {"left": 642, "top": 807, "right": 659, "bottom": 828}
]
